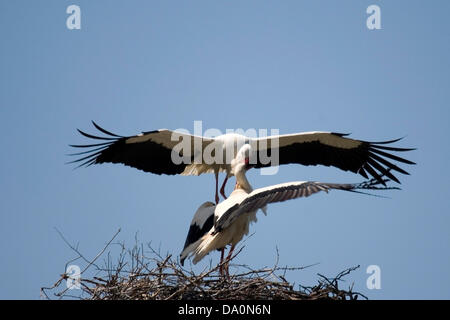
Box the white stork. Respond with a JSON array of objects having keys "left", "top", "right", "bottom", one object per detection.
[
  {"left": 179, "top": 144, "right": 396, "bottom": 275},
  {"left": 69, "top": 121, "right": 415, "bottom": 203}
]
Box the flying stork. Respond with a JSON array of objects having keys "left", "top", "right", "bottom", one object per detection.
[
  {"left": 69, "top": 121, "right": 415, "bottom": 203},
  {"left": 179, "top": 144, "right": 397, "bottom": 275}
]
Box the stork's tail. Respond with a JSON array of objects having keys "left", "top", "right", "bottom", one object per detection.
[{"left": 192, "top": 233, "right": 219, "bottom": 265}]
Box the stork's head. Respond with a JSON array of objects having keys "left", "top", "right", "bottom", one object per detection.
[{"left": 231, "top": 144, "right": 254, "bottom": 175}]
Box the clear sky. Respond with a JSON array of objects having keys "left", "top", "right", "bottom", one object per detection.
[{"left": 1, "top": 1, "right": 449, "bottom": 299}]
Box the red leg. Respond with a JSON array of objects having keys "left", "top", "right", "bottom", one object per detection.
[
  {"left": 225, "top": 244, "right": 235, "bottom": 278},
  {"left": 215, "top": 172, "right": 220, "bottom": 204},
  {"left": 219, "top": 248, "right": 225, "bottom": 276},
  {"left": 220, "top": 175, "right": 229, "bottom": 200}
]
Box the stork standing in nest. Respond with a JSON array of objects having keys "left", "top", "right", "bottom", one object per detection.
[{"left": 180, "top": 144, "right": 399, "bottom": 276}]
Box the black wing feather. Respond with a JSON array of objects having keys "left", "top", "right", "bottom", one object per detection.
[
  {"left": 92, "top": 121, "right": 124, "bottom": 137},
  {"left": 254, "top": 133, "right": 415, "bottom": 184},
  {"left": 69, "top": 122, "right": 190, "bottom": 175}
]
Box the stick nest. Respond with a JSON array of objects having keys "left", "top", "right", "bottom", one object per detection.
[{"left": 41, "top": 229, "right": 367, "bottom": 300}]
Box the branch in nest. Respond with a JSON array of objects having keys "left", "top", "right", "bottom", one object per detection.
[{"left": 42, "top": 232, "right": 368, "bottom": 300}]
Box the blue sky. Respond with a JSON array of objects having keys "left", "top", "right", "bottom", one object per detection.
[{"left": 1, "top": 1, "right": 449, "bottom": 299}]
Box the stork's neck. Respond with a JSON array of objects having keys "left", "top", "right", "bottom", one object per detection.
[{"left": 234, "top": 166, "right": 252, "bottom": 193}]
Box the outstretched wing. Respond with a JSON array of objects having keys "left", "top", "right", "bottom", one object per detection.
[
  {"left": 254, "top": 132, "right": 415, "bottom": 185},
  {"left": 214, "top": 179, "right": 397, "bottom": 233},
  {"left": 68, "top": 121, "right": 214, "bottom": 175}
]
